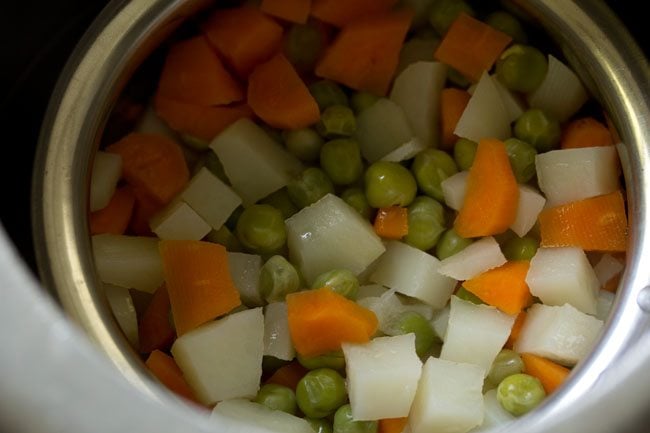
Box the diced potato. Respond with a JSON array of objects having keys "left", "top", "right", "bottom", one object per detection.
[
  {"left": 104, "top": 284, "right": 139, "bottom": 348},
  {"left": 358, "top": 290, "right": 433, "bottom": 335},
  {"left": 172, "top": 308, "right": 264, "bottom": 404},
  {"left": 380, "top": 138, "right": 428, "bottom": 163},
  {"left": 343, "top": 334, "right": 422, "bottom": 420},
  {"left": 92, "top": 234, "right": 163, "bottom": 293},
  {"left": 210, "top": 118, "right": 303, "bottom": 206},
  {"left": 491, "top": 75, "right": 525, "bottom": 123},
  {"left": 390, "top": 61, "right": 447, "bottom": 147},
  {"left": 510, "top": 185, "right": 546, "bottom": 237},
  {"left": 593, "top": 254, "right": 624, "bottom": 288},
  {"left": 438, "top": 237, "right": 506, "bottom": 281},
  {"left": 440, "top": 296, "right": 515, "bottom": 375},
  {"left": 90, "top": 151, "right": 122, "bottom": 212},
  {"left": 441, "top": 171, "right": 469, "bottom": 211},
  {"left": 473, "top": 389, "right": 515, "bottom": 432},
  {"left": 210, "top": 399, "right": 313, "bottom": 433},
  {"left": 264, "top": 302, "right": 294, "bottom": 361},
  {"left": 409, "top": 357, "right": 484, "bottom": 433},
  {"left": 228, "top": 252, "right": 263, "bottom": 307},
  {"left": 356, "top": 284, "right": 388, "bottom": 300},
  {"left": 369, "top": 241, "right": 456, "bottom": 309},
  {"left": 514, "top": 303, "right": 604, "bottom": 366},
  {"left": 149, "top": 200, "right": 212, "bottom": 240},
  {"left": 596, "top": 289, "right": 615, "bottom": 322},
  {"left": 535, "top": 146, "right": 620, "bottom": 207},
  {"left": 526, "top": 247, "right": 599, "bottom": 315},
  {"left": 430, "top": 304, "right": 450, "bottom": 341},
  {"left": 285, "top": 194, "right": 385, "bottom": 284},
  {"left": 181, "top": 167, "right": 242, "bottom": 230},
  {"left": 355, "top": 98, "right": 414, "bottom": 163}
]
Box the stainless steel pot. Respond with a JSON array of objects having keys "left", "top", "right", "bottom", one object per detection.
[{"left": 23, "top": 0, "right": 650, "bottom": 431}]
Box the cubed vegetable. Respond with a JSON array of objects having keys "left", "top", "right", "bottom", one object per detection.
[
  {"left": 430, "top": 304, "right": 450, "bottom": 341},
  {"left": 228, "top": 252, "right": 263, "bottom": 307},
  {"left": 438, "top": 236, "right": 507, "bottom": 281},
  {"left": 104, "top": 284, "right": 139, "bottom": 348},
  {"left": 264, "top": 302, "right": 295, "bottom": 361},
  {"left": 380, "top": 138, "right": 428, "bottom": 163},
  {"left": 210, "top": 398, "right": 313, "bottom": 433},
  {"left": 355, "top": 98, "right": 414, "bottom": 163},
  {"left": 441, "top": 171, "right": 469, "bottom": 211},
  {"left": 596, "top": 289, "right": 615, "bottom": 322},
  {"left": 510, "top": 185, "right": 546, "bottom": 237},
  {"left": 593, "top": 254, "right": 624, "bottom": 288},
  {"left": 149, "top": 200, "right": 212, "bottom": 240},
  {"left": 474, "top": 389, "right": 515, "bottom": 432},
  {"left": 90, "top": 151, "right": 122, "bottom": 212}
]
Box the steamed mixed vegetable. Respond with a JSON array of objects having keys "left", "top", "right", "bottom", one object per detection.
[{"left": 89, "top": 0, "right": 628, "bottom": 432}]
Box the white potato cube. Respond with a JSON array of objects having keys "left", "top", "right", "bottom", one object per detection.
[
  {"left": 535, "top": 146, "right": 620, "bottom": 207},
  {"left": 90, "top": 151, "right": 122, "bottom": 211},
  {"left": 357, "top": 284, "right": 388, "bottom": 300},
  {"left": 211, "top": 399, "right": 312, "bottom": 433},
  {"left": 355, "top": 98, "right": 414, "bottom": 163},
  {"left": 409, "top": 357, "right": 484, "bottom": 433},
  {"left": 358, "top": 290, "right": 433, "bottom": 335},
  {"left": 264, "top": 302, "right": 294, "bottom": 361},
  {"left": 381, "top": 138, "right": 428, "bottom": 163},
  {"left": 491, "top": 75, "right": 525, "bottom": 123},
  {"left": 594, "top": 254, "right": 624, "bottom": 288},
  {"left": 149, "top": 200, "right": 211, "bottom": 240},
  {"left": 441, "top": 171, "right": 469, "bottom": 211},
  {"left": 343, "top": 334, "right": 422, "bottom": 420},
  {"left": 430, "top": 304, "right": 450, "bottom": 341},
  {"left": 285, "top": 194, "right": 385, "bottom": 284},
  {"left": 596, "top": 289, "right": 615, "bottom": 322},
  {"left": 370, "top": 241, "right": 456, "bottom": 309},
  {"left": 181, "top": 168, "right": 242, "bottom": 230},
  {"left": 228, "top": 252, "right": 263, "bottom": 307},
  {"left": 473, "top": 389, "right": 515, "bottom": 432},
  {"left": 514, "top": 303, "right": 604, "bottom": 366},
  {"left": 526, "top": 247, "right": 599, "bottom": 315},
  {"left": 172, "top": 308, "right": 264, "bottom": 404},
  {"left": 438, "top": 237, "right": 506, "bottom": 281},
  {"left": 104, "top": 284, "right": 139, "bottom": 348},
  {"left": 440, "top": 296, "right": 515, "bottom": 375},
  {"left": 210, "top": 118, "right": 302, "bottom": 206},
  {"left": 92, "top": 234, "right": 163, "bottom": 293},
  {"left": 510, "top": 185, "right": 546, "bottom": 237}
]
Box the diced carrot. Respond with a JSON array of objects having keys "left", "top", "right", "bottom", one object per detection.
[
  {"left": 454, "top": 139, "right": 519, "bottom": 237},
  {"left": 539, "top": 190, "right": 628, "bottom": 252},
  {"left": 129, "top": 186, "right": 164, "bottom": 236},
  {"left": 521, "top": 353, "right": 571, "bottom": 394},
  {"left": 379, "top": 418, "right": 408, "bottom": 433},
  {"left": 440, "top": 88, "right": 472, "bottom": 149},
  {"left": 248, "top": 53, "right": 320, "bottom": 129},
  {"left": 145, "top": 350, "right": 199, "bottom": 403},
  {"left": 159, "top": 240, "right": 241, "bottom": 336},
  {"left": 315, "top": 9, "right": 413, "bottom": 96},
  {"left": 287, "top": 287, "right": 378, "bottom": 357},
  {"left": 310, "top": 0, "right": 399, "bottom": 27},
  {"left": 202, "top": 6, "right": 284, "bottom": 76},
  {"left": 561, "top": 117, "right": 614, "bottom": 149},
  {"left": 374, "top": 206, "right": 409, "bottom": 240},
  {"left": 434, "top": 13, "right": 512, "bottom": 82},
  {"left": 154, "top": 93, "right": 253, "bottom": 142},
  {"left": 265, "top": 361, "right": 309, "bottom": 390},
  {"left": 462, "top": 261, "right": 532, "bottom": 315},
  {"left": 90, "top": 186, "right": 135, "bottom": 235},
  {"left": 106, "top": 133, "right": 189, "bottom": 205},
  {"left": 261, "top": 0, "right": 311, "bottom": 24},
  {"left": 505, "top": 311, "right": 526, "bottom": 349},
  {"left": 139, "top": 285, "right": 175, "bottom": 354},
  {"left": 157, "top": 36, "right": 243, "bottom": 106}
]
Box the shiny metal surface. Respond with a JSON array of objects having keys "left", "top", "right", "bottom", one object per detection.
[{"left": 32, "top": 0, "right": 649, "bottom": 431}]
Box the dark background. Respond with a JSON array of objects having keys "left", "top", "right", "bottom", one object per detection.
[{"left": 0, "top": 0, "right": 644, "bottom": 272}]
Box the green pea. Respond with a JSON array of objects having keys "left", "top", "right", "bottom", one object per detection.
[
  {"left": 455, "top": 287, "right": 483, "bottom": 305},
  {"left": 333, "top": 404, "right": 378, "bottom": 433},
  {"left": 404, "top": 196, "right": 446, "bottom": 251},
  {"left": 205, "top": 225, "right": 243, "bottom": 252},
  {"left": 504, "top": 138, "right": 537, "bottom": 183},
  {"left": 485, "top": 11, "right": 527, "bottom": 44},
  {"left": 488, "top": 350, "right": 525, "bottom": 387},
  {"left": 259, "top": 255, "right": 301, "bottom": 303},
  {"left": 288, "top": 167, "right": 335, "bottom": 209},
  {"left": 254, "top": 384, "right": 298, "bottom": 415},
  {"left": 309, "top": 80, "right": 349, "bottom": 112},
  {"left": 514, "top": 109, "right": 561, "bottom": 152},
  {"left": 502, "top": 236, "right": 539, "bottom": 261},
  {"left": 307, "top": 418, "right": 334, "bottom": 433},
  {"left": 284, "top": 128, "right": 324, "bottom": 163},
  {"left": 497, "top": 373, "right": 546, "bottom": 416},
  {"left": 296, "top": 368, "right": 348, "bottom": 419},
  {"left": 496, "top": 45, "right": 548, "bottom": 93},
  {"left": 341, "top": 187, "right": 374, "bottom": 220},
  {"left": 260, "top": 188, "right": 299, "bottom": 220},
  {"left": 428, "top": 0, "right": 475, "bottom": 35},
  {"left": 285, "top": 23, "right": 324, "bottom": 73},
  {"left": 435, "top": 228, "right": 473, "bottom": 260},
  {"left": 317, "top": 105, "right": 357, "bottom": 139},
  {"left": 453, "top": 138, "right": 478, "bottom": 171},
  {"left": 298, "top": 351, "right": 346, "bottom": 371},
  {"left": 412, "top": 149, "right": 458, "bottom": 202},
  {"left": 311, "top": 269, "right": 359, "bottom": 300},
  {"left": 236, "top": 205, "right": 286, "bottom": 254},
  {"left": 365, "top": 161, "right": 417, "bottom": 208},
  {"left": 385, "top": 311, "right": 435, "bottom": 357},
  {"left": 447, "top": 67, "right": 471, "bottom": 89},
  {"left": 320, "top": 139, "right": 364, "bottom": 186},
  {"left": 350, "top": 92, "right": 380, "bottom": 114}
]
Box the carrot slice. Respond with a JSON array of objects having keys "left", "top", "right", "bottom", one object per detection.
[
  {"left": 248, "top": 53, "right": 320, "bottom": 129},
  {"left": 90, "top": 186, "right": 135, "bottom": 235},
  {"left": 310, "top": 0, "right": 399, "bottom": 27},
  {"left": 454, "top": 139, "right": 519, "bottom": 237},
  {"left": 374, "top": 206, "right": 408, "bottom": 240},
  {"left": 434, "top": 13, "right": 512, "bottom": 82},
  {"left": 265, "top": 361, "right": 309, "bottom": 390},
  {"left": 138, "top": 285, "right": 175, "bottom": 354},
  {"left": 154, "top": 93, "right": 253, "bottom": 142},
  {"left": 106, "top": 133, "right": 189, "bottom": 205},
  {"left": 505, "top": 311, "right": 526, "bottom": 349},
  {"left": 203, "top": 6, "right": 284, "bottom": 76},
  {"left": 287, "top": 287, "right": 378, "bottom": 357},
  {"left": 440, "top": 88, "right": 472, "bottom": 149},
  {"left": 145, "top": 350, "right": 199, "bottom": 403},
  {"left": 462, "top": 261, "right": 532, "bottom": 315},
  {"left": 261, "top": 0, "right": 311, "bottom": 24},
  {"left": 560, "top": 117, "right": 614, "bottom": 149},
  {"left": 315, "top": 9, "right": 413, "bottom": 96},
  {"left": 539, "top": 190, "right": 627, "bottom": 252},
  {"left": 157, "top": 36, "right": 243, "bottom": 106},
  {"left": 159, "top": 240, "right": 241, "bottom": 336},
  {"left": 521, "top": 353, "right": 571, "bottom": 394},
  {"left": 378, "top": 418, "right": 408, "bottom": 433}
]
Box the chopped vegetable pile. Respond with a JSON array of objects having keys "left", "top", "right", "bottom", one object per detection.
[{"left": 89, "top": 0, "right": 627, "bottom": 432}]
